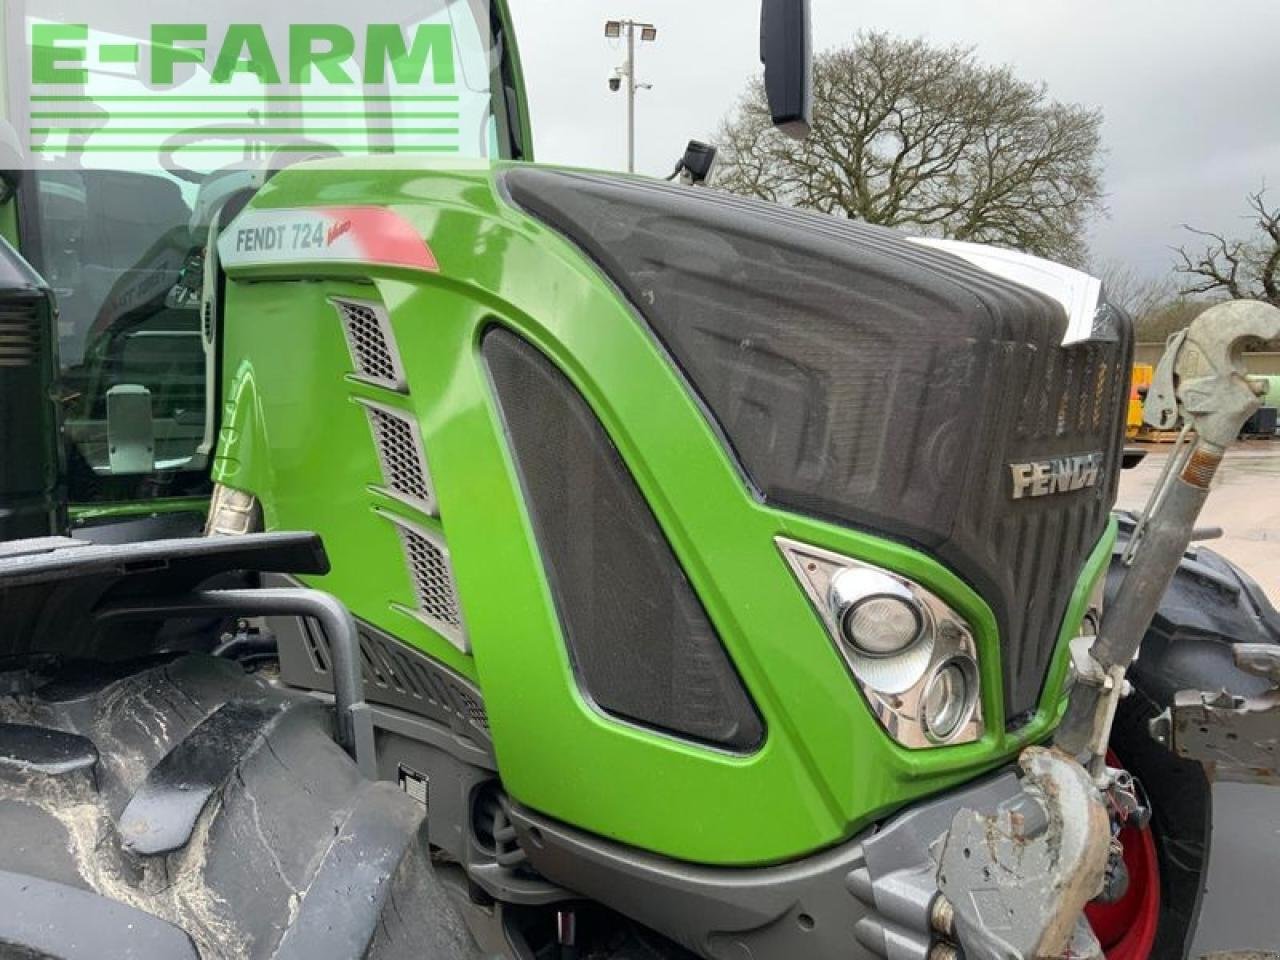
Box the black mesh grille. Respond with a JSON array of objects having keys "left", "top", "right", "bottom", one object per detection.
[
  {"left": 484, "top": 328, "right": 763, "bottom": 751},
  {"left": 362, "top": 402, "right": 435, "bottom": 513},
  {"left": 333, "top": 298, "right": 403, "bottom": 389},
  {"left": 504, "top": 168, "right": 1133, "bottom": 721},
  {"left": 396, "top": 522, "right": 463, "bottom": 628},
  {"left": 377, "top": 512, "right": 467, "bottom": 650}
]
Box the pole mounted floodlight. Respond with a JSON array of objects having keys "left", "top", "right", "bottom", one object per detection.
[{"left": 605, "top": 19, "right": 659, "bottom": 174}]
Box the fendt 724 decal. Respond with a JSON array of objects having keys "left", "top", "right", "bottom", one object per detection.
[{"left": 218, "top": 206, "right": 439, "bottom": 272}]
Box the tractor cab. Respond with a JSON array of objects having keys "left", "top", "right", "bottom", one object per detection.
[{"left": 0, "top": 0, "right": 530, "bottom": 531}]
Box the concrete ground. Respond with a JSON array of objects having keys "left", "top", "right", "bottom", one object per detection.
[{"left": 1117, "top": 440, "right": 1280, "bottom": 603}]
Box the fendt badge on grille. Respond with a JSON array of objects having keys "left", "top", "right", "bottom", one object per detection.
[{"left": 1009, "top": 453, "right": 1104, "bottom": 500}]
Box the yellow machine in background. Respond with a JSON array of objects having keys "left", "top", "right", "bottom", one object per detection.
[{"left": 1127, "top": 363, "right": 1153, "bottom": 439}]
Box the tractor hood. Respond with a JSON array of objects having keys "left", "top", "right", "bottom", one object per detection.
[{"left": 502, "top": 168, "right": 1134, "bottom": 720}]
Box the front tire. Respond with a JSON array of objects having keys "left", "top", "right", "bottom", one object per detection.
[{"left": 0, "top": 652, "right": 481, "bottom": 960}]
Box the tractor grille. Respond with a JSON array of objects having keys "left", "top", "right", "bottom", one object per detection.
[
  {"left": 333, "top": 297, "right": 405, "bottom": 391},
  {"left": 379, "top": 510, "right": 467, "bottom": 652},
  {"left": 505, "top": 168, "right": 1133, "bottom": 722},
  {"left": 957, "top": 337, "right": 1131, "bottom": 720},
  {"left": 0, "top": 305, "right": 39, "bottom": 369},
  {"left": 359, "top": 399, "right": 436, "bottom": 515}
]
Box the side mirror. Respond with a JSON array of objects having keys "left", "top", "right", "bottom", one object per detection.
[
  {"left": 0, "top": 120, "right": 25, "bottom": 204},
  {"left": 760, "top": 0, "right": 812, "bottom": 140}
]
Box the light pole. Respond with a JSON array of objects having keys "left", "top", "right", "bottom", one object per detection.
[{"left": 605, "top": 19, "right": 657, "bottom": 174}]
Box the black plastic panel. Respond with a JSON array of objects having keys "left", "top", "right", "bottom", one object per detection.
[
  {"left": 271, "top": 603, "right": 494, "bottom": 753},
  {"left": 0, "top": 240, "right": 63, "bottom": 542},
  {"left": 504, "top": 168, "right": 1133, "bottom": 719},
  {"left": 483, "top": 328, "right": 764, "bottom": 750},
  {"left": 0, "top": 532, "right": 328, "bottom": 663}
]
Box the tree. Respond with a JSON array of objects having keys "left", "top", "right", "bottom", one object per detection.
[
  {"left": 1175, "top": 187, "right": 1280, "bottom": 307},
  {"left": 714, "top": 32, "right": 1106, "bottom": 266}
]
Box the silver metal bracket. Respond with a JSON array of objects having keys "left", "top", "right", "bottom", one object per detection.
[
  {"left": 1069, "top": 635, "right": 1108, "bottom": 689},
  {"left": 1151, "top": 643, "right": 1280, "bottom": 784},
  {"left": 1145, "top": 327, "right": 1188, "bottom": 430}
]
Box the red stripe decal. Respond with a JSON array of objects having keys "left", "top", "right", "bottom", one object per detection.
[{"left": 320, "top": 206, "right": 439, "bottom": 272}]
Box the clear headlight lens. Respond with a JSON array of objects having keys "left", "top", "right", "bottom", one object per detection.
[
  {"left": 922, "top": 656, "right": 979, "bottom": 743},
  {"left": 833, "top": 569, "right": 924, "bottom": 656},
  {"left": 844, "top": 597, "right": 920, "bottom": 652},
  {"left": 778, "top": 537, "right": 984, "bottom": 749}
]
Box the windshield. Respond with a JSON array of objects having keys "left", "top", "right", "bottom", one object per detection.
[
  {"left": 30, "top": 167, "right": 204, "bottom": 498},
  {"left": 3, "top": 0, "right": 524, "bottom": 504}
]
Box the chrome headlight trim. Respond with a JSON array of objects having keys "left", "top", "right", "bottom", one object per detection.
[{"left": 777, "top": 536, "right": 984, "bottom": 749}]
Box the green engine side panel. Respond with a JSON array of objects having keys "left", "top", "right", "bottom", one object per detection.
[
  {"left": 0, "top": 201, "right": 16, "bottom": 249},
  {"left": 216, "top": 159, "right": 1113, "bottom": 866}
]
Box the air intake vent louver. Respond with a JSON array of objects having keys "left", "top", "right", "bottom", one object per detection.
[
  {"left": 332, "top": 297, "right": 405, "bottom": 391},
  {"left": 359, "top": 399, "right": 437, "bottom": 515},
  {"left": 359, "top": 626, "right": 488, "bottom": 729},
  {"left": 378, "top": 510, "right": 468, "bottom": 652},
  {"left": 0, "top": 305, "right": 39, "bottom": 369},
  {"left": 283, "top": 617, "right": 490, "bottom": 747}
]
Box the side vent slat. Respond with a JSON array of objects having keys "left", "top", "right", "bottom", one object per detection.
[
  {"left": 0, "top": 308, "right": 40, "bottom": 369},
  {"left": 377, "top": 510, "right": 469, "bottom": 653},
  {"left": 358, "top": 399, "right": 437, "bottom": 516},
  {"left": 282, "top": 621, "right": 490, "bottom": 744},
  {"left": 331, "top": 297, "right": 406, "bottom": 391}
]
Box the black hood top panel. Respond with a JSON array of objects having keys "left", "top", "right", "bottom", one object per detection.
[{"left": 503, "top": 167, "right": 1133, "bottom": 721}]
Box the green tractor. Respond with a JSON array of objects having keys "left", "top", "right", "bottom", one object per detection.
[{"left": 3, "top": 2, "right": 1280, "bottom": 959}]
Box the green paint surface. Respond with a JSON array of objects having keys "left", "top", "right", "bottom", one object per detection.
[
  {"left": 0, "top": 201, "right": 16, "bottom": 249},
  {"left": 70, "top": 497, "right": 210, "bottom": 522},
  {"left": 215, "top": 160, "right": 1111, "bottom": 865}
]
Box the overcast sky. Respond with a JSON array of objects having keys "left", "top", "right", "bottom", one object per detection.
[{"left": 510, "top": 1, "right": 1280, "bottom": 282}]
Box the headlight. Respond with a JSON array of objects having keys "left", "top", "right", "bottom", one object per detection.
[
  {"left": 778, "top": 537, "right": 983, "bottom": 749},
  {"left": 921, "top": 656, "right": 979, "bottom": 743},
  {"left": 832, "top": 569, "right": 924, "bottom": 655}
]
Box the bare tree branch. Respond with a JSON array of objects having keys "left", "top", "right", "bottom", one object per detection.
[{"left": 1175, "top": 186, "right": 1280, "bottom": 308}]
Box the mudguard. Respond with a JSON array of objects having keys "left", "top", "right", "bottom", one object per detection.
[{"left": 1108, "top": 513, "right": 1280, "bottom": 958}]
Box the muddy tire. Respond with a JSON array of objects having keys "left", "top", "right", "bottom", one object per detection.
[{"left": 0, "top": 653, "right": 482, "bottom": 960}]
